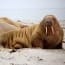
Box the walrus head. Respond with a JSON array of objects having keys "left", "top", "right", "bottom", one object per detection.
[
  {"left": 39, "top": 15, "right": 62, "bottom": 48},
  {"left": 40, "top": 15, "right": 59, "bottom": 36}
]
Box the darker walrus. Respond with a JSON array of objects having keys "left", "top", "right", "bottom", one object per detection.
[{"left": 32, "top": 15, "right": 64, "bottom": 49}]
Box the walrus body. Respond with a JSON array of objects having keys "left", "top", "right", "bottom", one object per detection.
[
  {"left": 0, "top": 15, "right": 64, "bottom": 49},
  {"left": 0, "top": 22, "right": 19, "bottom": 48},
  {"left": 0, "top": 24, "right": 36, "bottom": 49}
]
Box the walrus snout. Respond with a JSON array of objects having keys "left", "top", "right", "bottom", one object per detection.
[{"left": 46, "top": 20, "right": 52, "bottom": 26}]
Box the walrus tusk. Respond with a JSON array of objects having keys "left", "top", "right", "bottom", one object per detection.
[
  {"left": 51, "top": 26, "right": 54, "bottom": 35},
  {"left": 46, "top": 26, "right": 47, "bottom": 35},
  {"left": 46, "top": 26, "right": 54, "bottom": 35}
]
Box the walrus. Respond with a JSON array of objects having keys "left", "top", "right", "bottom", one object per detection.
[
  {"left": 31, "top": 15, "right": 64, "bottom": 49},
  {"left": 0, "top": 22, "right": 18, "bottom": 33},
  {"left": 0, "top": 17, "right": 28, "bottom": 28},
  {"left": 0, "top": 15, "right": 64, "bottom": 49}
]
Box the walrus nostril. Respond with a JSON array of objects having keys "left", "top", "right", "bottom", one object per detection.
[{"left": 46, "top": 21, "right": 52, "bottom": 26}]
